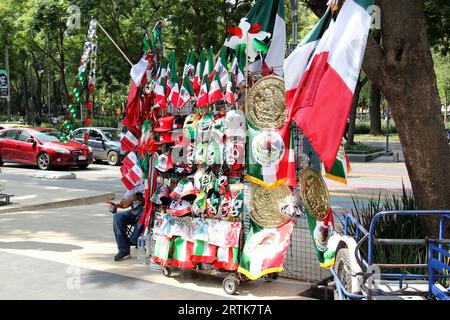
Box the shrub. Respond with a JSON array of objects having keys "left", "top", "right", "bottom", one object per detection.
[
  {"left": 342, "top": 184, "right": 427, "bottom": 275},
  {"left": 344, "top": 141, "right": 382, "bottom": 154}
]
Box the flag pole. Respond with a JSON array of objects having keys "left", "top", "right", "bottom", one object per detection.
[
  {"left": 245, "top": 33, "right": 249, "bottom": 112},
  {"left": 97, "top": 20, "right": 133, "bottom": 66}
]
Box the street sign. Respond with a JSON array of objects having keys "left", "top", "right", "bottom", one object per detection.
[{"left": 0, "top": 69, "right": 8, "bottom": 98}]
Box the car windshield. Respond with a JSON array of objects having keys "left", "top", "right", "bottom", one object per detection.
[
  {"left": 102, "top": 129, "right": 120, "bottom": 142},
  {"left": 31, "top": 129, "right": 60, "bottom": 142}
]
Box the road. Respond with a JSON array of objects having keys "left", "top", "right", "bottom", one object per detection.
[{"left": 0, "top": 159, "right": 411, "bottom": 299}]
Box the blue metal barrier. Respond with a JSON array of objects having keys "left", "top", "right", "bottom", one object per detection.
[{"left": 333, "top": 210, "right": 450, "bottom": 300}]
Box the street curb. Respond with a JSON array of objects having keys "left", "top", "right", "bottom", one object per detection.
[
  {"left": 347, "top": 151, "right": 385, "bottom": 162},
  {"left": 0, "top": 192, "right": 115, "bottom": 214}
]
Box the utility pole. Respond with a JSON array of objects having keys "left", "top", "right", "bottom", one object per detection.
[
  {"left": 5, "top": 44, "right": 11, "bottom": 122},
  {"left": 48, "top": 71, "right": 51, "bottom": 121},
  {"left": 290, "top": 0, "right": 299, "bottom": 53}
]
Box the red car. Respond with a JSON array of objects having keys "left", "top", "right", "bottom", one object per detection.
[{"left": 0, "top": 127, "right": 93, "bottom": 170}]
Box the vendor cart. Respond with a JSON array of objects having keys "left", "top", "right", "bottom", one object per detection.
[{"left": 331, "top": 210, "right": 450, "bottom": 300}]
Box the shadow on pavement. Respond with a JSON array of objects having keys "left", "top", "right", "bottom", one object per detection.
[{"left": 0, "top": 241, "right": 83, "bottom": 252}]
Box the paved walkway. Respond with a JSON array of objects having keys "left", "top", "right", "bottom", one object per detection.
[{"left": 0, "top": 203, "right": 311, "bottom": 300}]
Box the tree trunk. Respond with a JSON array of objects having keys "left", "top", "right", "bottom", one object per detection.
[
  {"left": 445, "top": 90, "right": 448, "bottom": 123},
  {"left": 304, "top": 0, "right": 450, "bottom": 237},
  {"left": 375, "top": 0, "right": 450, "bottom": 236},
  {"left": 369, "top": 83, "right": 382, "bottom": 135},
  {"left": 348, "top": 77, "right": 368, "bottom": 145}
]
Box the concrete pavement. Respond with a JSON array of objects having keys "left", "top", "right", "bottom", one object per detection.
[{"left": 0, "top": 203, "right": 312, "bottom": 300}]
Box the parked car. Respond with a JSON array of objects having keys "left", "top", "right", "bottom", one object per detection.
[
  {"left": 73, "top": 127, "right": 124, "bottom": 166},
  {"left": 0, "top": 127, "right": 93, "bottom": 170}
]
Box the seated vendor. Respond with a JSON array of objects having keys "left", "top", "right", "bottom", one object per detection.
[{"left": 111, "top": 182, "right": 145, "bottom": 261}]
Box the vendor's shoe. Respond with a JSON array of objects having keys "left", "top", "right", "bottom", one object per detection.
[{"left": 114, "top": 252, "right": 131, "bottom": 261}]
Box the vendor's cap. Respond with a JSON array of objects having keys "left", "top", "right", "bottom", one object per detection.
[
  {"left": 166, "top": 199, "right": 192, "bottom": 217},
  {"left": 154, "top": 116, "right": 175, "bottom": 132},
  {"left": 151, "top": 185, "right": 171, "bottom": 205},
  {"left": 170, "top": 179, "right": 198, "bottom": 201}
]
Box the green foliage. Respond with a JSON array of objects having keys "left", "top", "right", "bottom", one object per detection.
[
  {"left": 425, "top": 0, "right": 450, "bottom": 56},
  {"left": 346, "top": 185, "right": 427, "bottom": 275},
  {"left": 344, "top": 141, "right": 381, "bottom": 154},
  {"left": 433, "top": 50, "right": 450, "bottom": 104},
  {"left": 354, "top": 120, "right": 398, "bottom": 135}
]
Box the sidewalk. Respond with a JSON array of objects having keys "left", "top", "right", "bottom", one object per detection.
[{"left": 0, "top": 203, "right": 313, "bottom": 300}]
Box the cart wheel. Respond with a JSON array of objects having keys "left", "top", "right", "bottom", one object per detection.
[
  {"left": 162, "top": 266, "right": 172, "bottom": 277},
  {"left": 263, "top": 273, "right": 278, "bottom": 282},
  {"left": 222, "top": 276, "right": 239, "bottom": 295},
  {"left": 335, "top": 248, "right": 352, "bottom": 293}
]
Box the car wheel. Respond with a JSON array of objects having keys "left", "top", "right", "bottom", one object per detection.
[
  {"left": 0, "top": 156, "right": 3, "bottom": 167},
  {"left": 78, "top": 164, "right": 89, "bottom": 169},
  {"left": 37, "top": 152, "right": 51, "bottom": 170},
  {"left": 107, "top": 151, "right": 120, "bottom": 166}
]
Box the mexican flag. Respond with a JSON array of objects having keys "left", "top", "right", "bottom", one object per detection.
[
  {"left": 196, "top": 76, "right": 210, "bottom": 107},
  {"left": 238, "top": 220, "right": 294, "bottom": 280},
  {"left": 193, "top": 49, "right": 205, "bottom": 95},
  {"left": 284, "top": 9, "right": 331, "bottom": 112},
  {"left": 246, "top": 0, "right": 286, "bottom": 76},
  {"left": 284, "top": 0, "right": 374, "bottom": 171},
  {"left": 191, "top": 240, "right": 217, "bottom": 264},
  {"left": 325, "top": 140, "right": 351, "bottom": 184},
  {"left": 120, "top": 127, "right": 138, "bottom": 153},
  {"left": 177, "top": 51, "right": 196, "bottom": 108},
  {"left": 208, "top": 45, "right": 228, "bottom": 104},
  {"left": 120, "top": 151, "right": 144, "bottom": 190},
  {"left": 225, "top": 72, "right": 236, "bottom": 106},
  {"left": 208, "top": 69, "right": 224, "bottom": 104},
  {"left": 182, "top": 50, "right": 196, "bottom": 79},
  {"left": 171, "top": 237, "right": 196, "bottom": 269},
  {"left": 213, "top": 247, "right": 239, "bottom": 271},
  {"left": 152, "top": 233, "right": 173, "bottom": 267},
  {"left": 246, "top": 123, "right": 297, "bottom": 189},
  {"left": 234, "top": 44, "right": 246, "bottom": 87},
  {"left": 305, "top": 208, "right": 339, "bottom": 268},
  {"left": 154, "top": 58, "right": 167, "bottom": 109},
  {"left": 211, "top": 46, "right": 228, "bottom": 89},
  {"left": 137, "top": 119, "right": 157, "bottom": 157},
  {"left": 167, "top": 52, "right": 180, "bottom": 107},
  {"left": 123, "top": 57, "right": 152, "bottom": 135},
  {"left": 197, "top": 47, "right": 214, "bottom": 107}
]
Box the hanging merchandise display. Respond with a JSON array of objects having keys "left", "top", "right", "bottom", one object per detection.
[
  {"left": 110, "top": 0, "right": 369, "bottom": 296},
  {"left": 60, "top": 19, "right": 98, "bottom": 143}
]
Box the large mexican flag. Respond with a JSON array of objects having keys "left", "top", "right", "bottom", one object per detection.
[
  {"left": 238, "top": 220, "right": 294, "bottom": 280},
  {"left": 284, "top": 0, "right": 373, "bottom": 171}
]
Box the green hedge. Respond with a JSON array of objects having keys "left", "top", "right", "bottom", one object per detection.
[{"left": 354, "top": 120, "right": 398, "bottom": 134}]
